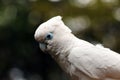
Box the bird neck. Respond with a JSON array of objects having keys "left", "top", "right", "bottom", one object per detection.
[{"left": 47, "top": 33, "right": 76, "bottom": 73}]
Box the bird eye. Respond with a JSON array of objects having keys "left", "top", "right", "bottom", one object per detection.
[{"left": 46, "top": 32, "right": 53, "bottom": 40}]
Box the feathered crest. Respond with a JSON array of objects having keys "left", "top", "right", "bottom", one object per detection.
[{"left": 45, "top": 16, "right": 72, "bottom": 33}]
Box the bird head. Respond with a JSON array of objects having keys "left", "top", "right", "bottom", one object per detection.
[{"left": 34, "top": 16, "right": 72, "bottom": 52}]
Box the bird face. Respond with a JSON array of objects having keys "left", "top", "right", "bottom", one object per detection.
[
  {"left": 34, "top": 16, "right": 72, "bottom": 52},
  {"left": 34, "top": 16, "right": 62, "bottom": 52},
  {"left": 34, "top": 23, "right": 55, "bottom": 52}
]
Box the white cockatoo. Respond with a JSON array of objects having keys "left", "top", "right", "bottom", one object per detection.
[{"left": 34, "top": 16, "right": 120, "bottom": 80}]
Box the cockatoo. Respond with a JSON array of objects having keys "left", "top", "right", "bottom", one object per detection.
[{"left": 34, "top": 16, "right": 120, "bottom": 80}]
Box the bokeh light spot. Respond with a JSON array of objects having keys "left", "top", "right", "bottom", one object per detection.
[
  {"left": 113, "top": 8, "right": 120, "bottom": 21},
  {"left": 69, "top": 0, "right": 96, "bottom": 8},
  {"left": 65, "top": 16, "right": 90, "bottom": 33},
  {"left": 49, "top": 0, "right": 61, "bottom": 2}
]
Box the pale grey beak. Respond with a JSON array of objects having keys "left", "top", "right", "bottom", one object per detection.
[{"left": 39, "top": 43, "right": 47, "bottom": 52}]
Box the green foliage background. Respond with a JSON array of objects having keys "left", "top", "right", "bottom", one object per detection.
[{"left": 0, "top": 0, "right": 120, "bottom": 80}]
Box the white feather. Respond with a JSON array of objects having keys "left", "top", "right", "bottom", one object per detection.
[
  {"left": 68, "top": 39, "right": 120, "bottom": 79},
  {"left": 34, "top": 16, "right": 120, "bottom": 80}
]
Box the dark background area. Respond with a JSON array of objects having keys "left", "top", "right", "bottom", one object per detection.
[{"left": 0, "top": 0, "right": 120, "bottom": 80}]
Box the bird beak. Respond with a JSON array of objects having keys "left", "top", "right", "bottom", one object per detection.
[{"left": 39, "top": 43, "right": 47, "bottom": 52}]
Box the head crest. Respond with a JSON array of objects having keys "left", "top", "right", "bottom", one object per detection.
[
  {"left": 46, "top": 16, "right": 62, "bottom": 25},
  {"left": 46, "top": 16, "right": 72, "bottom": 33},
  {"left": 53, "top": 16, "right": 62, "bottom": 20}
]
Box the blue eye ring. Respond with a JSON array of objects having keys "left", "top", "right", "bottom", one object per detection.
[{"left": 46, "top": 32, "right": 53, "bottom": 40}]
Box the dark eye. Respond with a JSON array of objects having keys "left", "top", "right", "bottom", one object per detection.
[{"left": 46, "top": 32, "right": 53, "bottom": 40}]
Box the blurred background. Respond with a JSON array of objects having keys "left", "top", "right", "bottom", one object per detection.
[{"left": 0, "top": 0, "right": 120, "bottom": 80}]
